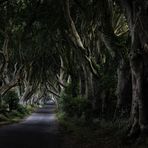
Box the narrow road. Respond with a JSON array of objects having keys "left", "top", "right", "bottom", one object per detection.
[{"left": 0, "top": 105, "right": 61, "bottom": 148}]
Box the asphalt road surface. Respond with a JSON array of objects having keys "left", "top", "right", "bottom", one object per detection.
[{"left": 0, "top": 105, "right": 61, "bottom": 148}]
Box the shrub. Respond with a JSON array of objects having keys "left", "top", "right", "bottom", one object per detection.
[
  {"left": 2, "top": 91, "right": 19, "bottom": 111},
  {"left": 17, "top": 105, "right": 29, "bottom": 115},
  {"left": 59, "top": 93, "right": 91, "bottom": 119}
]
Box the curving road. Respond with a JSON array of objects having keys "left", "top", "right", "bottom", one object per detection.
[{"left": 0, "top": 105, "right": 61, "bottom": 148}]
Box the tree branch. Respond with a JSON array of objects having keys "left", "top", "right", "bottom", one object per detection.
[
  {"left": 45, "top": 83, "right": 60, "bottom": 98},
  {"left": 63, "top": 0, "right": 85, "bottom": 51}
]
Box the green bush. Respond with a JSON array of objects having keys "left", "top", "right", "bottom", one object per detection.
[
  {"left": 59, "top": 83, "right": 92, "bottom": 120},
  {"left": 17, "top": 105, "right": 29, "bottom": 115},
  {"left": 2, "top": 91, "right": 19, "bottom": 111},
  {"left": 0, "top": 92, "right": 36, "bottom": 124},
  {"left": 59, "top": 93, "right": 91, "bottom": 119}
]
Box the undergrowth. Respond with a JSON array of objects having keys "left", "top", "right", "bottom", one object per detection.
[
  {"left": 0, "top": 104, "right": 36, "bottom": 126},
  {"left": 58, "top": 113, "right": 148, "bottom": 148}
]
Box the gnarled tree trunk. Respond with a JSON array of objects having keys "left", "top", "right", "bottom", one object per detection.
[
  {"left": 120, "top": 0, "right": 148, "bottom": 136},
  {"left": 115, "top": 59, "right": 132, "bottom": 118}
]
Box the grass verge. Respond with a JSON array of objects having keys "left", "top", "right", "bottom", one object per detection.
[{"left": 0, "top": 105, "right": 37, "bottom": 127}]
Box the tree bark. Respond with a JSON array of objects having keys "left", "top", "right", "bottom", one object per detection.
[
  {"left": 115, "top": 59, "right": 132, "bottom": 118},
  {"left": 119, "top": 0, "right": 148, "bottom": 136}
]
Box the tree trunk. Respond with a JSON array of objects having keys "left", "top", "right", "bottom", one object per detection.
[
  {"left": 92, "top": 76, "right": 101, "bottom": 117},
  {"left": 20, "top": 85, "right": 33, "bottom": 103},
  {"left": 120, "top": 0, "right": 148, "bottom": 136},
  {"left": 115, "top": 59, "right": 132, "bottom": 118},
  {"left": 86, "top": 69, "right": 94, "bottom": 101},
  {"left": 71, "top": 72, "right": 79, "bottom": 97}
]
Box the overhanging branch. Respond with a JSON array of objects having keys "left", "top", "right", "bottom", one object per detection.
[{"left": 63, "top": 0, "right": 85, "bottom": 51}]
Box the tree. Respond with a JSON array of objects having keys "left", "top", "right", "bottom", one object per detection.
[{"left": 118, "top": 0, "right": 148, "bottom": 136}]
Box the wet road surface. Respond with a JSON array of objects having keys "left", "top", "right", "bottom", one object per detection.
[{"left": 0, "top": 105, "right": 61, "bottom": 148}]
